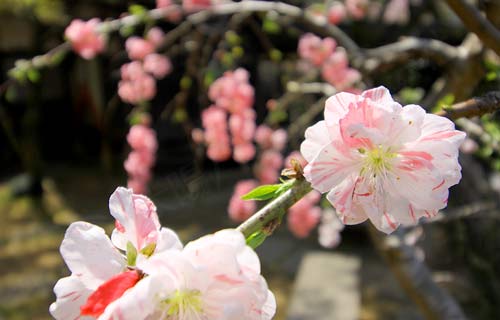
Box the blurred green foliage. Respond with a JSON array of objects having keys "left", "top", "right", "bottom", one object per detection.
[{"left": 0, "top": 0, "right": 68, "bottom": 24}]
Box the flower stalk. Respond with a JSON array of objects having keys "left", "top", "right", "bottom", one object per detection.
[{"left": 237, "top": 178, "right": 312, "bottom": 238}]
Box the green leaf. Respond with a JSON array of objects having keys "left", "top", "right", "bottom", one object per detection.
[
  {"left": 126, "top": 241, "right": 138, "bottom": 266},
  {"left": 241, "top": 179, "right": 295, "bottom": 201},
  {"left": 274, "top": 179, "right": 295, "bottom": 197},
  {"left": 242, "top": 184, "right": 281, "bottom": 201},
  {"left": 246, "top": 231, "right": 267, "bottom": 249}
]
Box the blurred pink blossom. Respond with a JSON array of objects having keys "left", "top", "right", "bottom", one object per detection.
[
  {"left": 183, "top": 0, "right": 213, "bottom": 12},
  {"left": 298, "top": 33, "right": 337, "bottom": 66},
  {"left": 255, "top": 125, "right": 273, "bottom": 149},
  {"left": 121, "top": 61, "right": 145, "bottom": 81},
  {"left": 65, "top": 19, "right": 105, "bottom": 59},
  {"left": 125, "top": 37, "right": 155, "bottom": 60},
  {"left": 124, "top": 125, "right": 157, "bottom": 194},
  {"left": 146, "top": 27, "right": 164, "bottom": 48},
  {"left": 209, "top": 68, "right": 254, "bottom": 113},
  {"left": 255, "top": 150, "right": 283, "bottom": 184},
  {"left": 127, "top": 125, "right": 158, "bottom": 153},
  {"left": 327, "top": 2, "right": 347, "bottom": 25},
  {"left": 318, "top": 208, "right": 344, "bottom": 248},
  {"left": 118, "top": 74, "right": 157, "bottom": 104},
  {"left": 271, "top": 129, "right": 288, "bottom": 152},
  {"left": 228, "top": 179, "right": 258, "bottom": 222},
  {"left": 345, "top": 0, "right": 368, "bottom": 20},
  {"left": 207, "top": 142, "right": 232, "bottom": 162},
  {"left": 233, "top": 143, "right": 256, "bottom": 163},
  {"left": 287, "top": 191, "right": 322, "bottom": 238},
  {"left": 384, "top": 0, "right": 410, "bottom": 25},
  {"left": 321, "top": 50, "right": 361, "bottom": 90},
  {"left": 143, "top": 54, "right": 172, "bottom": 79}
]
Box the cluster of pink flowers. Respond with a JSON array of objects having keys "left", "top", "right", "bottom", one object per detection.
[
  {"left": 197, "top": 68, "right": 257, "bottom": 163},
  {"left": 65, "top": 19, "right": 106, "bottom": 59},
  {"left": 253, "top": 125, "right": 287, "bottom": 184},
  {"left": 301, "top": 86, "right": 465, "bottom": 233},
  {"left": 124, "top": 124, "right": 158, "bottom": 194},
  {"left": 119, "top": 28, "right": 172, "bottom": 105},
  {"left": 298, "top": 33, "right": 360, "bottom": 91},
  {"left": 287, "top": 190, "right": 322, "bottom": 239},
  {"left": 155, "top": 0, "right": 182, "bottom": 22},
  {"left": 323, "top": 0, "right": 412, "bottom": 25},
  {"left": 50, "top": 187, "right": 276, "bottom": 320},
  {"left": 228, "top": 179, "right": 258, "bottom": 222}
]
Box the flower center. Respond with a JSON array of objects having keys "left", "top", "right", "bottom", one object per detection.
[
  {"left": 360, "top": 146, "right": 396, "bottom": 177},
  {"left": 163, "top": 289, "right": 203, "bottom": 316}
]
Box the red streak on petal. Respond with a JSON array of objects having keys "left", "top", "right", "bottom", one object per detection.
[
  {"left": 399, "top": 151, "right": 433, "bottom": 161},
  {"left": 409, "top": 204, "right": 416, "bottom": 222},
  {"left": 80, "top": 270, "right": 140, "bottom": 317},
  {"left": 432, "top": 179, "right": 445, "bottom": 191},
  {"left": 115, "top": 220, "right": 125, "bottom": 233},
  {"left": 384, "top": 212, "right": 397, "bottom": 230},
  {"left": 215, "top": 274, "right": 244, "bottom": 285}
]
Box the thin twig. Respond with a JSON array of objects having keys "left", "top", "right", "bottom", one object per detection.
[
  {"left": 437, "top": 91, "right": 500, "bottom": 119},
  {"left": 445, "top": 0, "right": 500, "bottom": 56},
  {"left": 362, "top": 37, "right": 463, "bottom": 73}
]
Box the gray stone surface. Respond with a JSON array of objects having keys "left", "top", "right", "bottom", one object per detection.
[{"left": 287, "top": 251, "right": 361, "bottom": 320}]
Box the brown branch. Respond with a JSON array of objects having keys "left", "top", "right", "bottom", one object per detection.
[
  {"left": 369, "top": 227, "right": 468, "bottom": 320},
  {"left": 437, "top": 91, "right": 500, "bottom": 119},
  {"left": 362, "top": 37, "right": 462, "bottom": 73},
  {"left": 445, "top": 0, "right": 500, "bottom": 56}
]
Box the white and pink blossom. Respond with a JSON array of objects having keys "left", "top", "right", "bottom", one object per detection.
[
  {"left": 50, "top": 187, "right": 182, "bottom": 319},
  {"left": 99, "top": 230, "right": 276, "bottom": 320},
  {"left": 301, "top": 86, "right": 466, "bottom": 233}
]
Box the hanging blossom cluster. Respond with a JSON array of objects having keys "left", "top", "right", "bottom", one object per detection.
[
  {"left": 50, "top": 187, "right": 276, "bottom": 320},
  {"left": 65, "top": 19, "right": 106, "bottom": 60},
  {"left": 196, "top": 68, "right": 256, "bottom": 163},
  {"left": 254, "top": 125, "right": 288, "bottom": 184},
  {"left": 298, "top": 33, "right": 360, "bottom": 91},
  {"left": 124, "top": 123, "right": 158, "bottom": 194},
  {"left": 319, "top": 0, "right": 412, "bottom": 26},
  {"left": 119, "top": 27, "right": 172, "bottom": 105},
  {"left": 301, "top": 86, "right": 466, "bottom": 233}
]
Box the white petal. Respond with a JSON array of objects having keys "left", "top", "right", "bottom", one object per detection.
[
  {"left": 61, "top": 222, "right": 125, "bottom": 288},
  {"left": 154, "top": 227, "right": 183, "bottom": 253},
  {"left": 326, "top": 175, "right": 367, "bottom": 225},
  {"left": 49, "top": 276, "right": 93, "bottom": 320},
  {"left": 300, "top": 120, "right": 330, "bottom": 162},
  {"left": 260, "top": 290, "right": 277, "bottom": 320},
  {"left": 361, "top": 86, "right": 394, "bottom": 104},
  {"left": 419, "top": 113, "right": 466, "bottom": 148},
  {"left": 324, "top": 92, "right": 357, "bottom": 128},
  {"left": 304, "top": 142, "right": 360, "bottom": 193}
]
